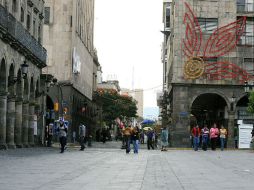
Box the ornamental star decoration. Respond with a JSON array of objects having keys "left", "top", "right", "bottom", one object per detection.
[{"left": 182, "top": 2, "right": 253, "bottom": 83}]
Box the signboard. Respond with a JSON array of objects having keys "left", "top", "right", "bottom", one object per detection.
[
  {"left": 238, "top": 121, "right": 253, "bottom": 149},
  {"left": 72, "top": 47, "right": 81, "bottom": 74}
]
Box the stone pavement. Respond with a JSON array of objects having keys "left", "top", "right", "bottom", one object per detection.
[{"left": 1, "top": 145, "right": 254, "bottom": 190}]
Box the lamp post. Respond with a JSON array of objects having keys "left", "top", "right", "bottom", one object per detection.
[
  {"left": 52, "top": 78, "right": 65, "bottom": 120},
  {"left": 21, "top": 61, "right": 29, "bottom": 79},
  {"left": 230, "top": 93, "right": 236, "bottom": 111}
]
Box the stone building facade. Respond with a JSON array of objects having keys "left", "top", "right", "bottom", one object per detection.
[
  {"left": 162, "top": 0, "right": 254, "bottom": 147},
  {"left": 43, "top": 0, "right": 99, "bottom": 141},
  {"left": 121, "top": 88, "right": 144, "bottom": 118},
  {"left": 0, "top": 0, "right": 47, "bottom": 149}
]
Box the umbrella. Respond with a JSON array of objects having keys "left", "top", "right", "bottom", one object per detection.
[
  {"left": 141, "top": 119, "right": 155, "bottom": 125},
  {"left": 143, "top": 127, "right": 153, "bottom": 131}
]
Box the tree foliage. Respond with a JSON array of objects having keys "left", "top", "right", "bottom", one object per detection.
[
  {"left": 247, "top": 91, "right": 254, "bottom": 113},
  {"left": 95, "top": 91, "right": 138, "bottom": 125}
]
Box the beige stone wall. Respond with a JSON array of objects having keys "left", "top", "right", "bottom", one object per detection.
[
  {"left": 134, "top": 89, "right": 144, "bottom": 118},
  {"left": 121, "top": 88, "right": 144, "bottom": 118},
  {"left": 0, "top": 40, "right": 41, "bottom": 97},
  {"left": 0, "top": 0, "right": 44, "bottom": 43},
  {"left": 169, "top": 0, "right": 239, "bottom": 85},
  {"left": 43, "top": 0, "right": 95, "bottom": 100}
]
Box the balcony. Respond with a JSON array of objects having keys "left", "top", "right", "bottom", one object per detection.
[
  {"left": 0, "top": 5, "right": 46, "bottom": 67},
  {"left": 237, "top": 3, "right": 254, "bottom": 13}
]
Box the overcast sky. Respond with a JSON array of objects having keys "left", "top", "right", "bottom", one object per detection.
[{"left": 94, "top": 0, "right": 163, "bottom": 110}]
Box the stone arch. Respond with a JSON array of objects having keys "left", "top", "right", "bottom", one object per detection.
[
  {"left": 23, "top": 78, "right": 29, "bottom": 102},
  {"left": 190, "top": 91, "right": 230, "bottom": 110},
  {"left": 0, "top": 58, "right": 7, "bottom": 94},
  {"left": 16, "top": 69, "right": 22, "bottom": 99},
  {"left": 30, "top": 77, "right": 35, "bottom": 102},
  {"left": 190, "top": 93, "right": 228, "bottom": 127},
  {"left": 35, "top": 79, "right": 39, "bottom": 98},
  {"left": 236, "top": 93, "right": 248, "bottom": 107},
  {"left": 8, "top": 63, "right": 15, "bottom": 97}
]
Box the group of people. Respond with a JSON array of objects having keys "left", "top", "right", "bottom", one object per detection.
[
  {"left": 56, "top": 121, "right": 89, "bottom": 153},
  {"left": 191, "top": 123, "right": 227, "bottom": 151},
  {"left": 120, "top": 124, "right": 169, "bottom": 153},
  {"left": 122, "top": 124, "right": 140, "bottom": 154}
]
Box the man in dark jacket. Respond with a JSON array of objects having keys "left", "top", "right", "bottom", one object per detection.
[{"left": 147, "top": 129, "right": 154, "bottom": 150}]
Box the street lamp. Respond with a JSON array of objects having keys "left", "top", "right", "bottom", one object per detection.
[
  {"left": 230, "top": 93, "right": 236, "bottom": 111},
  {"left": 21, "top": 61, "right": 29, "bottom": 79},
  {"left": 51, "top": 78, "right": 65, "bottom": 119}
]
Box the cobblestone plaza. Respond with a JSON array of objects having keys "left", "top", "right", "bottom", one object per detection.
[{"left": 1, "top": 145, "right": 254, "bottom": 190}]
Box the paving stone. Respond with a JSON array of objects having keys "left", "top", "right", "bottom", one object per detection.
[{"left": 0, "top": 146, "right": 254, "bottom": 190}]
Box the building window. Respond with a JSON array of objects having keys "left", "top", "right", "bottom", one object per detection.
[
  {"left": 38, "top": 24, "right": 41, "bottom": 43},
  {"left": 165, "top": 7, "right": 170, "bottom": 28},
  {"left": 197, "top": 18, "right": 218, "bottom": 34},
  {"left": 44, "top": 7, "right": 50, "bottom": 24},
  {"left": 27, "top": 13, "right": 31, "bottom": 31},
  {"left": 237, "top": 0, "right": 254, "bottom": 13},
  {"left": 203, "top": 57, "right": 218, "bottom": 63},
  {"left": 33, "top": 19, "right": 36, "bottom": 37},
  {"left": 12, "top": 0, "right": 17, "bottom": 13},
  {"left": 244, "top": 58, "right": 254, "bottom": 73},
  {"left": 238, "top": 17, "right": 254, "bottom": 46},
  {"left": 20, "top": 7, "right": 24, "bottom": 22}
]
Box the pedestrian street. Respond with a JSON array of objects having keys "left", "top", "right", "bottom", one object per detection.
[{"left": 1, "top": 145, "right": 254, "bottom": 190}]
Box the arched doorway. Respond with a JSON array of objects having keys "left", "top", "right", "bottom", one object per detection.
[
  {"left": 0, "top": 58, "right": 7, "bottom": 149},
  {"left": 235, "top": 95, "right": 254, "bottom": 122},
  {"left": 15, "top": 69, "right": 23, "bottom": 147},
  {"left": 191, "top": 93, "right": 228, "bottom": 127},
  {"left": 22, "top": 77, "right": 29, "bottom": 147},
  {"left": 6, "top": 63, "right": 16, "bottom": 148},
  {"left": 46, "top": 95, "right": 54, "bottom": 125},
  {"left": 0, "top": 58, "right": 7, "bottom": 93},
  {"left": 28, "top": 77, "right": 35, "bottom": 145},
  {"left": 45, "top": 95, "right": 54, "bottom": 146}
]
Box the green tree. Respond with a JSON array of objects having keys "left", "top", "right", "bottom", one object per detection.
[
  {"left": 247, "top": 91, "right": 254, "bottom": 113},
  {"left": 95, "top": 91, "right": 138, "bottom": 125}
]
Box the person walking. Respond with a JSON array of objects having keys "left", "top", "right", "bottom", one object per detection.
[
  {"left": 201, "top": 124, "right": 209, "bottom": 151},
  {"left": 210, "top": 123, "right": 219, "bottom": 151},
  {"left": 57, "top": 120, "right": 68, "bottom": 153},
  {"left": 101, "top": 127, "right": 107, "bottom": 144},
  {"left": 123, "top": 123, "right": 133, "bottom": 154},
  {"left": 147, "top": 128, "right": 154, "bottom": 150},
  {"left": 219, "top": 125, "right": 227, "bottom": 151},
  {"left": 79, "top": 123, "right": 86, "bottom": 151},
  {"left": 191, "top": 124, "right": 201, "bottom": 151},
  {"left": 131, "top": 126, "right": 140, "bottom": 154},
  {"left": 161, "top": 126, "right": 169, "bottom": 151}
]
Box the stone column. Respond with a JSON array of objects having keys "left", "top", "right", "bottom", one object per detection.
[
  {"left": 0, "top": 93, "right": 7, "bottom": 149},
  {"left": 15, "top": 99, "right": 23, "bottom": 148},
  {"left": 28, "top": 104, "right": 35, "bottom": 146},
  {"left": 227, "top": 111, "right": 235, "bottom": 148},
  {"left": 6, "top": 97, "right": 16, "bottom": 149},
  {"left": 22, "top": 102, "right": 29, "bottom": 147}
]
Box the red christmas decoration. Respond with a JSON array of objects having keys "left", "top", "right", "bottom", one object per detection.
[{"left": 182, "top": 2, "right": 253, "bottom": 83}]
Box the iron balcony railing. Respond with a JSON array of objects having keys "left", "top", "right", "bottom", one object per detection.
[{"left": 0, "top": 4, "right": 46, "bottom": 67}]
